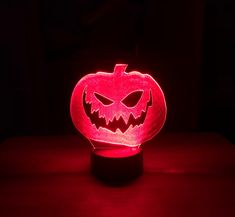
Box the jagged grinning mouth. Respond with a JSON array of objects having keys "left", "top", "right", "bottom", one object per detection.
[{"left": 83, "top": 91, "right": 152, "bottom": 133}]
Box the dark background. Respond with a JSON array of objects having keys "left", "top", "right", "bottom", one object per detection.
[{"left": 0, "top": 0, "right": 234, "bottom": 143}]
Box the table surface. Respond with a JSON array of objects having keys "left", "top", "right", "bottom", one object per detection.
[{"left": 0, "top": 133, "right": 235, "bottom": 217}]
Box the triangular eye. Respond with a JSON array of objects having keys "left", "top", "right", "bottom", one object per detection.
[
  {"left": 121, "top": 90, "right": 143, "bottom": 107},
  {"left": 94, "top": 92, "right": 113, "bottom": 105}
]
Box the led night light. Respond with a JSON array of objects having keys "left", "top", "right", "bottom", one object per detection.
[{"left": 70, "top": 64, "right": 166, "bottom": 149}]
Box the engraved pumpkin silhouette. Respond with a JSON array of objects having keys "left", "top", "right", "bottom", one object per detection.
[{"left": 70, "top": 64, "right": 166, "bottom": 147}]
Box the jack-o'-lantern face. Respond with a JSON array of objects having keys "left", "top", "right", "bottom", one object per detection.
[{"left": 70, "top": 64, "right": 166, "bottom": 147}]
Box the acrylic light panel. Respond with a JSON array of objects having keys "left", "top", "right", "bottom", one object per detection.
[{"left": 70, "top": 64, "right": 166, "bottom": 147}]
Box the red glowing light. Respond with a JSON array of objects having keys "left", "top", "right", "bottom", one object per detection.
[{"left": 70, "top": 64, "right": 166, "bottom": 147}]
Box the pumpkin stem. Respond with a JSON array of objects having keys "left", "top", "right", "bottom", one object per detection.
[{"left": 114, "top": 64, "right": 128, "bottom": 76}]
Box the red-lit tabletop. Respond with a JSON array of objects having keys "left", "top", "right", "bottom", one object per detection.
[{"left": 0, "top": 133, "right": 235, "bottom": 217}]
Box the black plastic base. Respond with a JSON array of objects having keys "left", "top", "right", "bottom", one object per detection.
[{"left": 91, "top": 147, "right": 143, "bottom": 184}]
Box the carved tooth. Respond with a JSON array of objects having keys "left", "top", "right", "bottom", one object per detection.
[
  {"left": 111, "top": 115, "right": 118, "bottom": 124},
  {"left": 107, "top": 116, "right": 114, "bottom": 126},
  {"left": 116, "top": 128, "right": 122, "bottom": 134},
  {"left": 115, "top": 113, "right": 122, "bottom": 121},
  {"left": 119, "top": 116, "right": 126, "bottom": 127},
  {"left": 128, "top": 125, "right": 134, "bottom": 131},
  {"left": 105, "top": 116, "right": 109, "bottom": 125},
  {"left": 90, "top": 104, "right": 97, "bottom": 114},
  {"left": 129, "top": 113, "right": 134, "bottom": 121},
  {"left": 131, "top": 112, "right": 136, "bottom": 120},
  {"left": 122, "top": 114, "right": 129, "bottom": 125}
]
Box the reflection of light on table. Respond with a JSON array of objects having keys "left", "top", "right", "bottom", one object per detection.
[{"left": 0, "top": 133, "right": 235, "bottom": 217}]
